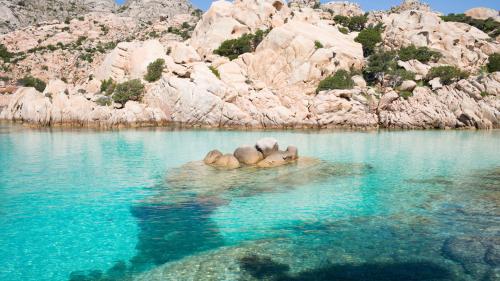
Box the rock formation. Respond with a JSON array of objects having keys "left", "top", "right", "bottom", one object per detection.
[
  {"left": 117, "top": 0, "right": 193, "bottom": 22},
  {"left": 0, "top": 0, "right": 117, "bottom": 34},
  {"left": 0, "top": 0, "right": 498, "bottom": 129},
  {"left": 465, "top": 7, "right": 500, "bottom": 22},
  {"left": 203, "top": 138, "right": 299, "bottom": 169}
]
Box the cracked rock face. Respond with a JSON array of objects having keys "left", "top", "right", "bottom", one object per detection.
[{"left": 118, "top": 0, "right": 192, "bottom": 22}]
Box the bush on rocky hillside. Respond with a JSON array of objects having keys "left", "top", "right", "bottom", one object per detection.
[
  {"left": 427, "top": 66, "right": 469, "bottom": 85},
  {"left": 333, "top": 15, "right": 368, "bottom": 32},
  {"left": 214, "top": 30, "right": 269, "bottom": 60},
  {"left": 441, "top": 13, "right": 500, "bottom": 37},
  {"left": 398, "top": 45, "right": 442, "bottom": 63},
  {"left": 316, "top": 69, "right": 354, "bottom": 93},
  {"left": 144, "top": 59, "right": 165, "bottom": 82},
  {"left": 100, "top": 78, "right": 116, "bottom": 96},
  {"left": 355, "top": 24, "right": 383, "bottom": 57},
  {"left": 18, "top": 76, "right": 46, "bottom": 92},
  {"left": 112, "top": 79, "right": 144, "bottom": 104},
  {"left": 487, "top": 53, "right": 500, "bottom": 73},
  {"left": 364, "top": 49, "right": 415, "bottom": 87},
  {"left": 0, "top": 44, "right": 13, "bottom": 63}
]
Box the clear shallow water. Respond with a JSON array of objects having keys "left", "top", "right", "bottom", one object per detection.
[{"left": 0, "top": 124, "right": 499, "bottom": 281}]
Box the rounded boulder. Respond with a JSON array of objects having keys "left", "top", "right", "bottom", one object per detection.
[
  {"left": 203, "top": 150, "right": 223, "bottom": 164},
  {"left": 234, "top": 145, "right": 264, "bottom": 165}
]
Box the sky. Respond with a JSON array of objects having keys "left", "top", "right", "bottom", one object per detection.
[{"left": 116, "top": 0, "right": 499, "bottom": 14}]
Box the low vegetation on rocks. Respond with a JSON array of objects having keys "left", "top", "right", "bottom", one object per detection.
[
  {"left": 209, "top": 66, "right": 220, "bottom": 79},
  {"left": 0, "top": 44, "right": 13, "bottom": 62},
  {"left": 355, "top": 24, "right": 383, "bottom": 57},
  {"left": 316, "top": 69, "right": 354, "bottom": 93},
  {"left": 427, "top": 66, "right": 469, "bottom": 85},
  {"left": 17, "top": 75, "right": 46, "bottom": 92},
  {"left": 333, "top": 15, "right": 368, "bottom": 32},
  {"left": 144, "top": 59, "right": 165, "bottom": 82},
  {"left": 100, "top": 78, "right": 116, "bottom": 95},
  {"left": 214, "top": 29, "right": 269, "bottom": 60},
  {"left": 167, "top": 22, "right": 196, "bottom": 40},
  {"left": 398, "top": 45, "right": 442, "bottom": 63},
  {"left": 487, "top": 53, "right": 500, "bottom": 73},
  {"left": 112, "top": 79, "right": 145, "bottom": 104},
  {"left": 441, "top": 13, "right": 500, "bottom": 37}
]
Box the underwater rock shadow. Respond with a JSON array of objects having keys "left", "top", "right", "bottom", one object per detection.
[
  {"left": 128, "top": 200, "right": 226, "bottom": 270},
  {"left": 239, "top": 255, "right": 452, "bottom": 281}
]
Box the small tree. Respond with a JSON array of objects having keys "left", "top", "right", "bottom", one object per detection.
[
  {"left": 427, "top": 66, "right": 469, "bottom": 85},
  {"left": 144, "top": 59, "right": 165, "bottom": 82},
  {"left": 347, "top": 15, "right": 368, "bottom": 32},
  {"left": 314, "top": 40, "right": 324, "bottom": 49},
  {"left": 0, "top": 44, "right": 13, "bottom": 62},
  {"left": 355, "top": 24, "right": 383, "bottom": 57},
  {"left": 487, "top": 53, "right": 500, "bottom": 73},
  {"left": 18, "top": 76, "right": 46, "bottom": 92},
  {"left": 214, "top": 30, "right": 269, "bottom": 60},
  {"left": 112, "top": 79, "right": 145, "bottom": 104},
  {"left": 316, "top": 69, "right": 354, "bottom": 93}
]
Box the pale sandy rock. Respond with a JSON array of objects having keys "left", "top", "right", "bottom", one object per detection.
[
  {"left": 322, "top": 1, "right": 364, "bottom": 17},
  {"left": 465, "top": 7, "right": 499, "bottom": 21},
  {"left": 312, "top": 89, "right": 378, "bottom": 127},
  {"left": 382, "top": 10, "right": 499, "bottom": 72},
  {"left": 96, "top": 40, "right": 168, "bottom": 82},
  {"left": 352, "top": 75, "right": 367, "bottom": 88},
  {"left": 204, "top": 150, "right": 223, "bottom": 164},
  {"left": 213, "top": 154, "right": 240, "bottom": 169},
  {"left": 255, "top": 138, "right": 279, "bottom": 157},
  {"left": 378, "top": 91, "right": 400, "bottom": 110},
  {"left": 429, "top": 78, "right": 443, "bottom": 90},
  {"left": 400, "top": 80, "right": 417, "bottom": 91},
  {"left": 169, "top": 42, "right": 201, "bottom": 64},
  {"left": 289, "top": 0, "right": 319, "bottom": 8},
  {"left": 189, "top": 0, "right": 290, "bottom": 58},
  {"left": 390, "top": 0, "right": 431, "bottom": 13},
  {"left": 246, "top": 20, "right": 364, "bottom": 95},
  {"left": 233, "top": 145, "right": 264, "bottom": 165},
  {"left": 397, "top": 60, "right": 432, "bottom": 77}
]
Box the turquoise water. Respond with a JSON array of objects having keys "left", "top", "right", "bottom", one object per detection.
[{"left": 0, "top": 124, "right": 499, "bottom": 281}]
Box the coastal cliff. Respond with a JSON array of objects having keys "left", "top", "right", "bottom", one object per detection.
[{"left": 0, "top": 0, "right": 499, "bottom": 129}]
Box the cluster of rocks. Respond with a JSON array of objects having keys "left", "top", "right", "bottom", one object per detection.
[{"left": 203, "top": 138, "right": 298, "bottom": 169}]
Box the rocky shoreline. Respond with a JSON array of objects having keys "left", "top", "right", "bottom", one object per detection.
[{"left": 0, "top": 0, "right": 499, "bottom": 130}]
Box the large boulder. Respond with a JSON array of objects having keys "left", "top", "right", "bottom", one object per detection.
[
  {"left": 213, "top": 154, "right": 240, "bottom": 169},
  {"left": 255, "top": 138, "right": 279, "bottom": 157},
  {"left": 203, "top": 149, "right": 223, "bottom": 164},
  {"left": 256, "top": 147, "right": 298, "bottom": 168},
  {"left": 465, "top": 7, "right": 500, "bottom": 21},
  {"left": 233, "top": 145, "right": 264, "bottom": 165}
]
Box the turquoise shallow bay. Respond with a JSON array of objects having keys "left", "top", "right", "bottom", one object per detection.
[{"left": 0, "top": 124, "right": 499, "bottom": 281}]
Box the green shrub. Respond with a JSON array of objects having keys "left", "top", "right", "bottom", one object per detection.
[
  {"left": 334, "top": 15, "right": 367, "bottom": 32},
  {"left": 100, "top": 78, "right": 115, "bottom": 95},
  {"left": 398, "top": 45, "right": 441, "bottom": 63},
  {"left": 18, "top": 76, "right": 46, "bottom": 92},
  {"left": 486, "top": 53, "right": 500, "bottom": 73},
  {"left": 0, "top": 44, "right": 13, "bottom": 62},
  {"left": 363, "top": 49, "right": 415, "bottom": 87},
  {"left": 112, "top": 79, "right": 144, "bottom": 104},
  {"left": 316, "top": 69, "right": 354, "bottom": 93},
  {"left": 338, "top": 27, "right": 349, "bottom": 34},
  {"left": 355, "top": 24, "right": 383, "bottom": 57},
  {"left": 441, "top": 13, "right": 499, "bottom": 37},
  {"left": 427, "top": 65, "right": 469, "bottom": 85},
  {"left": 214, "top": 30, "right": 269, "bottom": 60},
  {"left": 333, "top": 15, "right": 350, "bottom": 27},
  {"left": 347, "top": 15, "right": 368, "bottom": 32},
  {"left": 144, "top": 58, "right": 165, "bottom": 82},
  {"left": 209, "top": 65, "right": 220, "bottom": 79},
  {"left": 314, "top": 40, "right": 323, "bottom": 49}
]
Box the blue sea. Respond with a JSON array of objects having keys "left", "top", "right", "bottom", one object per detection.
[{"left": 0, "top": 123, "right": 499, "bottom": 281}]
